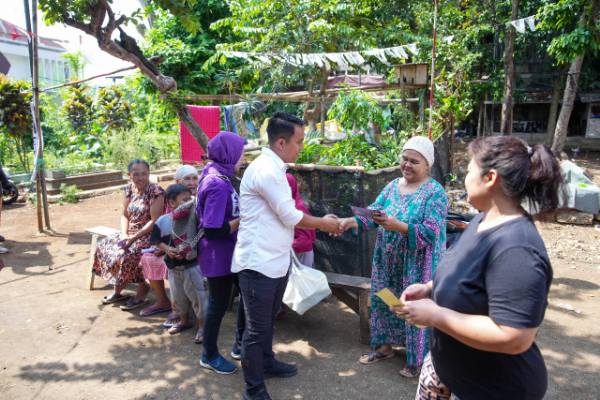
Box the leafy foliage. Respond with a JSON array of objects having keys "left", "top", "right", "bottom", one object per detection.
[
  {"left": 59, "top": 183, "right": 80, "bottom": 204},
  {"left": 537, "top": 0, "right": 600, "bottom": 64},
  {"left": 328, "top": 90, "right": 386, "bottom": 132},
  {"left": 0, "top": 75, "right": 32, "bottom": 138},
  {"left": 297, "top": 132, "right": 410, "bottom": 170},
  {"left": 0, "top": 75, "right": 33, "bottom": 171},
  {"left": 62, "top": 84, "right": 93, "bottom": 134},
  {"left": 95, "top": 85, "right": 133, "bottom": 132}
]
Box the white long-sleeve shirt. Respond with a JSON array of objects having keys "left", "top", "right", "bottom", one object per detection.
[{"left": 231, "top": 147, "right": 304, "bottom": 278}]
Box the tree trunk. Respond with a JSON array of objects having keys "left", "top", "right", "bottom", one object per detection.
[
  {"left": 476, "top": 96, "right": 484, "bottom": 137},
  {"left": 500, "top": 0, "right": 519, "bottom": 136},
  {"left": 173, "top": 101, "right": 209, "bottom": 151},
  {"left": 545, "top": 73, "right": 563, "bottom": 146},
  {"left": 552, "top": 55, "right": 584, "bottom": 154}
]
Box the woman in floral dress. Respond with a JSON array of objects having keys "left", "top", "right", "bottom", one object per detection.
[
  {"left": 339, "top": 136, "right": 448, "bottom": 377},
  {"left": 94, "top": 159, "right": 165, "bottom": 310}
]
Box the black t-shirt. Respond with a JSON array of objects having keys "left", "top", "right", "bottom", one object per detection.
[{"left": 431, "top": 213, "right": 552, "bottom": 400}]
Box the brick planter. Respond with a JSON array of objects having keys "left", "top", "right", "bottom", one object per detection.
[{"left": 45, "top": 170, "right": 128, "bottom": 195}]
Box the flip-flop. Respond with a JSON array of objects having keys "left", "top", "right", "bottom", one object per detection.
[
  {"left": 168, "top": 323, "right": 192, "bottom": 335},
  {"left": 102, "top": 293, "right": 131, "bottom": 305},
  {"left": 399, "top": 367, "right": 420, "bottom": 378},
  {"left": 359, "top": 351, "right": 395, "bottom": 365},
  {"left": 139, "top": 304, "right": 172, "bottom": 317},
  {"left": 162, "top": 314, "right": 181, "bottom": 328},
  {"left": 119, "top": 298, "right": 148, "bottom": 311}
]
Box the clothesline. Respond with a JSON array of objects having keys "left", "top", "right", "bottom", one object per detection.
[
  {"left": 220, "top": 43, "right": 421, "bottom": 69},
  {"left": 507, "top": 15, "right": 537, "bottom": 33}
]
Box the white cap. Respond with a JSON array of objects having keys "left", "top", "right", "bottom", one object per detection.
[
  {"left": 174, "top": 165, "right": 198, "bottom": 180},
  {"left": 402, "top": 136, "right": 435, "bottom": 167}
]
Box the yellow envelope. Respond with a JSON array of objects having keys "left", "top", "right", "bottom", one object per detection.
[
  {"left": 376, "top": 288, "right": 426, "bottom": 329},
  {"left": 376, "top": 288, "right": 404, "bottom": 307}
]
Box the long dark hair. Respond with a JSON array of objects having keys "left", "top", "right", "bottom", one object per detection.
[{"left": 468, "top": 136, "right": 563, "bottom": 214}]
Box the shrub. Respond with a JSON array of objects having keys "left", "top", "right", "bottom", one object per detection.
[{"left": 59, "top": 184, "right": 80, "bottom": 204}]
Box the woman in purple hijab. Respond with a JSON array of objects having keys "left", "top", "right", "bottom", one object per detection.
[{"left": 196, "top": 132, "right": 246, "bottom": 374}]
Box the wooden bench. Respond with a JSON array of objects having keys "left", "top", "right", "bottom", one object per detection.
[
  {"left": 323, "top": 271, "right": 371, "bottom": 345},
  {"left": 85, "top": 226, "right": 120, "bottom": 290}
]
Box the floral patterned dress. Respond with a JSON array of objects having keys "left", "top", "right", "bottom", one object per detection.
[
  {"left": 93, "top": 183, "right": 165, "bottom": 291},
  {"left": 357, "top": 177, "right": 448, "bottom": 371}
]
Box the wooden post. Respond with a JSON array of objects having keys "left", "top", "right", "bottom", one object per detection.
[
  {"left": 427, "top": 0, "right": 438, "bottom": 139},
  {"left": 23, "top": 0, "right": 42, "bottom": 232},
  {"left": 87, "top": 234, "right": 98, "bottom": 290},
  {"left": 31, "top": 0, "right": 51, "bottom": 231}
]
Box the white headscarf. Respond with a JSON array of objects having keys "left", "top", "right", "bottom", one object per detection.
[
  {"left": 402, "top": 136, "right": 435, "bottom": 167},
  {"left": 174, "top": 165, "right": 199, "bottom": 181}
]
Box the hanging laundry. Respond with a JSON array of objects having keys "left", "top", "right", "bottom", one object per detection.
[
  {"left": 232, "top": 104, "right": 249, "bottom": 137},
  {"left": 525, "top": 16, "right": 536, "bottom": 32},
  {"left": 223, "top": 105, "right": 238, "bottom": 134},
  {"left": 510, "top": 18, "right": 526, "bottom": 33}
]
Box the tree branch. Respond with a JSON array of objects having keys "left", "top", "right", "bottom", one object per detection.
[{"left": 63, "top": 17, "right": 93, "bottom": 35}]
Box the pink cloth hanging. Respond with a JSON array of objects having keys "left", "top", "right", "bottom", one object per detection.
[{"left": 179, "top": 105, "right": 221, "bottom": 164}]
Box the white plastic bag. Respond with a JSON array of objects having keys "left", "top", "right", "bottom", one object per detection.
[{"left": 283, "top": 252, "right": 332, "bottom": 315}]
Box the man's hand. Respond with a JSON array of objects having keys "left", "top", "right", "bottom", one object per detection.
[{"left": 319, "top": 215, "right": 342, "bottom": 234}]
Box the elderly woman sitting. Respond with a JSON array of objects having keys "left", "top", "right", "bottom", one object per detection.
[{"left": 94, "top": 159, "right": 165, "bottom": 310}]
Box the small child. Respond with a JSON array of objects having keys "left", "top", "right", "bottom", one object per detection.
[{"left": 150, "top": 184, "right": 205, "bottom": 342}]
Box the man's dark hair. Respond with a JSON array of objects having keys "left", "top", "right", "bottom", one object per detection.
[
  {"left": 165, "top": 183, "right": 191, "bottom": 202},
  {"left": 267, "top": 112, "right": 305, "bottom": 144}
]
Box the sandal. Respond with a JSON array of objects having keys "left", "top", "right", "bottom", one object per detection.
[
  {"left": 399, "top": 367, "right": 420, "bottom": 378},
  {"left": 162, "top": 313, "right": 181, "bottom": 328},
  {"left": 139, "top": 304, "right": 172, "bottom": 317},
  {"left": 102, "top": 293, "right": 131, "bottom": 305},
  {"left": 119, "top": 298, "right": 148, "bottom": 311},
  {"left": 359, "top": 350, "right": 395, "bottom": 365},
  {"left": 194, "top": 328, "right": 204, "bottom": 344},
  {"left": 168, "top": 323, "right": 192, "bottom": 335}
]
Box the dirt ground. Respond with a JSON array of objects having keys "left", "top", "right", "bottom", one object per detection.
[{"left": 1, "top": 157, "right": 600, "bottom": 400}]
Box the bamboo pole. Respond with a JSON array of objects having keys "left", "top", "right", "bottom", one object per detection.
[
  {"left": 38, "top": 65, "right": 137, "bottom": 93},
  {"left": 427, "top": 0, "right": 438, "bottom": 140},
  {"left": 23, "top": 0, "right": 42, "bottom": 232},
  {"left": 27, "top": 0, "right": 51, "bottom": 231}
]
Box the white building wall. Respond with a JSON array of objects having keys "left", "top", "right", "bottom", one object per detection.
[{"left": 0, "top": 38, "right": 67, "bottom": 84}]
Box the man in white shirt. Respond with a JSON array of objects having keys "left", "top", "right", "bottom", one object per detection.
[{"left": 232, "top": 112, "right": 340, "bottom": 400}]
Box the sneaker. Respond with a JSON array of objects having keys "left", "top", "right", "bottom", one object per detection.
[
  {"left": 199, "top": 354, "right": 238, "bottom": 375},
  {"left": 230, "top": 342, "right": 242, "bottom": 360},
  {"left": 0, "top": 246, "right": 9, "bottom": 254},
  {"left": 242, "top": 388, "right": 272, "bottom": 400},
  {"left": 264, "top": 359, "right": 297, "bottom": 379}
]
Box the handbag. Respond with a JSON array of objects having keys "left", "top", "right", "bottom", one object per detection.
[{"left": 282, "top": 252, "right": 332, "bottom": 315}]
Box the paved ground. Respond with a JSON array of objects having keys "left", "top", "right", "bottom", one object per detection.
[{"left": 0, "top": 159, "right": 599, "bottom": 399}]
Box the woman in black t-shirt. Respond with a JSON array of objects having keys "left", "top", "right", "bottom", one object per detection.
[{"left": 393, "top": 136, "right": 563, "bottom": 400}]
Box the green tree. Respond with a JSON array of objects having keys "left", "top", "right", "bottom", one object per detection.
[
  {"left": 538, "top": 0, "right": 600, "bottom": 153},
  {"left": 0, "top": 75, "right": 33, "bottom": 171},
  {"left": 95, "top": 85, "right": 133, "bottom": 131},
  {"left": 62, "top": 51, "right": 86, "bottom": 80},
  {"left": 40, "top": 0, "right": 213, "bottom": 150}
]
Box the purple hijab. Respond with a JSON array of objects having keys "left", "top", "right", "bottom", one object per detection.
[{"left": 202, "top": 131, "right": 245, "bottom": 178}]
